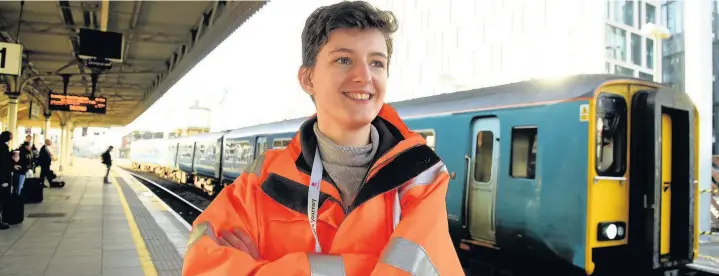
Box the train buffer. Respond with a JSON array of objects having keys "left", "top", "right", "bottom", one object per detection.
[{"left": 0, "top": 158, "right": 190, "bottom": 275}]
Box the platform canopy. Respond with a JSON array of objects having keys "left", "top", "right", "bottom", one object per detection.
[{"left": 0, "top": 1, "right": 267, "bottom": 129}]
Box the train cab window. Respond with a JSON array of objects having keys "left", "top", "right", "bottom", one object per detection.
[
  {"left": 415, "top": 130, "right": 436, "bottom": 150},
  {"left": 474, "top": 131, "right": 495, "bottom": 182},
  {"left": 510, "top": 127, "right": 538, "bottom": 179},
  {"left": 595, "top": 94, "right": 628, "bottom": 176}
]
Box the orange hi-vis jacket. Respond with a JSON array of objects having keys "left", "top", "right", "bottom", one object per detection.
[{"left": 182, "top": 104, "right": 464, "bottom": 276}]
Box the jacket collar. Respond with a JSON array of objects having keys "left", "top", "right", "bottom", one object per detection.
[{"left": 292, "top": 103, "right": 415, "bottom": 177}]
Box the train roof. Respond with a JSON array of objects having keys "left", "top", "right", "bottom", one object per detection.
[
  {"left": 225, "top": 117, "right": 307, "bottom": 139},
  {"left": 173, "top": 74, "right": 644, "bottom": 140},
  {"left": 390, "top": 74, "right": 638, "bottom": 118},
  {"left": 186, "top": 131, "right": 227, "bottom": 141}
]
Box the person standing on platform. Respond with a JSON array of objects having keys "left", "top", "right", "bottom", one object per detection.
[
  {"left": 182, "top": 2, "right": 464, "bottom": 275},
  {"left": 0, "top": 131, "right": 14, "bottom": 230},
  {"left": 24, "top": 135, "right": 38, "bottom": 167},
  {"left": 24, "top": 135, "right": 36, "bottom": 152},
  {"left": 38, "top": 139, "right": 53, "bottom": 188},
  {"left": 101, "top": 146, "right": 113, "bottom": 184},
  {"left": 15, "top": 142, "right": 34, "bottom": 195}
]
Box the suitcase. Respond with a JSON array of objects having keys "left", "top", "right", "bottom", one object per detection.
[
  {"left": 49, "top": 181, "right": 65, "bottom": 188},
  {"left": 1, "top": 194, "right": 24, "bottom": 225},
  {"left": 21, "top": 177, "right": 44, "bottom": 204},
  {"left": 47, "top": 170, "right": 65, "bottom": 188},
  {"left": 2, "top": 175, "right": 25, "bottom": 225}
]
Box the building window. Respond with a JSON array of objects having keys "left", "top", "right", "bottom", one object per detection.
[
  {"left": 714, "top": 1, "right": 719, "bottom": 40},
  {"left": 612, "top": 0, "right": 635, "bottom": 27},
  {"left": 615, "top": 65, "right": 634, "bottom": 77},
  {"left": 646, "top": 4, "right": 656, "bottom": 24},
  {"left": 646, "top": 38, "right": 654, "bottom": 69},
  {"left": 510, "top": 127, "right": 537, "bottom": 179},
  {"left": 606, "top": 0, "right": 611, "bottom": 20},
  {"left": 663, "top": 1, "right": 683, "bottom": 34},
  {"left": 639, "top": 72, "right": 653, "bottom": 81},
  {"left": 631, "top": 33, "right": 642, "bottom": 66},
  {"left": 606, "top": 25, "right": 627, "bottom": 61}
]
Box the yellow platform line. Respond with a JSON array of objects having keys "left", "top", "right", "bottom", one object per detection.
[{"left": 110, "top": 171, "right": 159, "bottom": 276}]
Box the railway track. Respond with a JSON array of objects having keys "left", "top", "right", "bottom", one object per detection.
[{"left": 123, "top": 169, "right": 208, "bottom": 225}]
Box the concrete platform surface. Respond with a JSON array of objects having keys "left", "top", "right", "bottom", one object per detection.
[{"left": 0, "top": 157, "right": 190, "bottom": 276}]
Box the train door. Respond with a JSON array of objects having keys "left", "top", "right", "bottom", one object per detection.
[
  {"left": 629, "top": 87, "right": 695, "bottom": 270},
  {"left": 467, "top": 117, "right": 500, "bottom": 243}
]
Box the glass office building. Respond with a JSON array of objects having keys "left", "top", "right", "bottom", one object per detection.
[
  {"left": 606, "top": 0, "right": 718, "bottom": 152},
  {"left": 605, "top": 0, "right": 659, "bottom": 81}
]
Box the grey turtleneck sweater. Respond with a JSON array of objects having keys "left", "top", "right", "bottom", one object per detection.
[{"left": 313, "top": 123, "right": 380, "bottom": 209}]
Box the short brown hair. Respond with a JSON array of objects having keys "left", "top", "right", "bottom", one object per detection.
[
  {"left": 301, "top": 1, "right": 398, "bottom": 68},
  {"left": 300, "top": 1, "right": 398, "bottom": 103}
]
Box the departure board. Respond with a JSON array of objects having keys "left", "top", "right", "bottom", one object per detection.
[{"left": 48, "top": 93, "right": 107, "bottom": 114}]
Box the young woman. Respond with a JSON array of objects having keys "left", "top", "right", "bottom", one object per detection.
[{"left": 182, "top": 2, "right": 463, "bottom": 275}]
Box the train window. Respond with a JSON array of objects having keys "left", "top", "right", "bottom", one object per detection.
[
  {"left": 595, "top": 94, "right": 628, "bottom": 176},
  {"left": 415, "top": 130, "right": 436, "bottom": 150},
  {"left": 272, "top": 139, "right": 291, "bottom": 149},
  {"left": 510, "top": 127, "right": 538, "bottom": 179},
  {"left": 234, "top": 141, "right": 254, "bottom": 164},
  {"left": 474, "top": 131, "right": 495, "bottom": 182}
]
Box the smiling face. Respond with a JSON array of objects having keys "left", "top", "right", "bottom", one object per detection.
[{"left": 299, "top": 27, "right": 388, "bottom": 131}]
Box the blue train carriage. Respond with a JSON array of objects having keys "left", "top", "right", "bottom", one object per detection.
[
  {"left": 187, "top": 131, "right": 228, "bottom": 196},
  {"left": 220, "top": 118, "right": 305, "bottom": 190},
  {"left": 129, "top": 138, "right": 169, "bottom": 174},
  {"left": 162, "top": 136, "right": 184, "bottom": 183},
  {"left": 393, "top": 74, "right": 699, "bottom": 275}
]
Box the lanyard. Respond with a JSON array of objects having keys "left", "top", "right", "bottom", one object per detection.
[
  {"left": 307, "top": 147, "right": 402, "bottom": 254},
  {"left": 307, "top": 147, "right": 323, "bottom": 253}
]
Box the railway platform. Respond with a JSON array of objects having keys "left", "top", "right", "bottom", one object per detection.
[{"left": 0, "top": 158, "right": 190, "bottom": 276}]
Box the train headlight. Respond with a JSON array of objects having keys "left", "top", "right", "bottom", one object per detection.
[
  {"left": 605, "top": 224, "right": 617, "bottom": 239},
  {"left": 597, "top": 222, "right": 627, "bottom": 241}
]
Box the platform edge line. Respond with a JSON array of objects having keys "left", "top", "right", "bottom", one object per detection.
[
  {"left": 111, "top": 171, "right": 159, "bottom": 276},
  {"left": 119, "top": 168, "right": 192, "bottom": 231}
]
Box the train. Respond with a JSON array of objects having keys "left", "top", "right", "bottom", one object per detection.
[{"left": 128, "top": 74, "right": 700, "bottom": 275}]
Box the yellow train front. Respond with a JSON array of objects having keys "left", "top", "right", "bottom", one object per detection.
[
  {"left": 585, "top": 79, "right": 699, "bottom": 275},
  {"left": 435, "top": 75, "right": 701, "bottom": 275}
]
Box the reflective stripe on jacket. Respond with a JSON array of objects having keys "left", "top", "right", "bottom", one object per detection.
[{"left": 182, "top": 104, "right": 464, "bottom": 276}]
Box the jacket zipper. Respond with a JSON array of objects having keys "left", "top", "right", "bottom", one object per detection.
[
  {"left": 349, "top": 142, "right": 421, "bottom": 213},
  {"left": 296, "top": 163, "right": 348, "bottom": 214},
  {"left": 300, "top": 141, "right": 421, "bottom": 221},
  {"left": 318, "top": 142, "right": 424, "bottom": 250}
]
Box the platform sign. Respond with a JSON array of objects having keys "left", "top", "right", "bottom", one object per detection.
[
  {"left": 48, "top": 93, "right": 107, "bottom": 114},
  {"left": 0, "top": 42, "right": 23, "bottom": 76}
]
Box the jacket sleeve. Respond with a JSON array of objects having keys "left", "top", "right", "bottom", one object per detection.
[
  {"left": 182, "top": 159, "right": 463, "bottom": 276},
  {"left": 370, "top": 160, "right": 465, "bottom": 276},
  {"left": 182, "top": 153, "right": 340, "bottom": 276}
]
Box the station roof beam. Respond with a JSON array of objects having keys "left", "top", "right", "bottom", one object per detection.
[{"left": 0, "top": 1, "right": 267, "bottom": 128}]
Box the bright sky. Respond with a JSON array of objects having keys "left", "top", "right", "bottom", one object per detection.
[
  {"left": 121, "top": 0, "right": 606, "bottom": 135},
  {"left": 123, "top": 0, "right": 337, "bottom": 134}
]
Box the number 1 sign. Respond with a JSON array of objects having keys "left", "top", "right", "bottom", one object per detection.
[{"left": 0, "top": 42, "right": 23, "bottom": 76}]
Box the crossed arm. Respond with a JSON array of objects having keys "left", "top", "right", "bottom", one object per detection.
[{"left": 181, "top": 169, "right": 464, "bottom": 276}]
